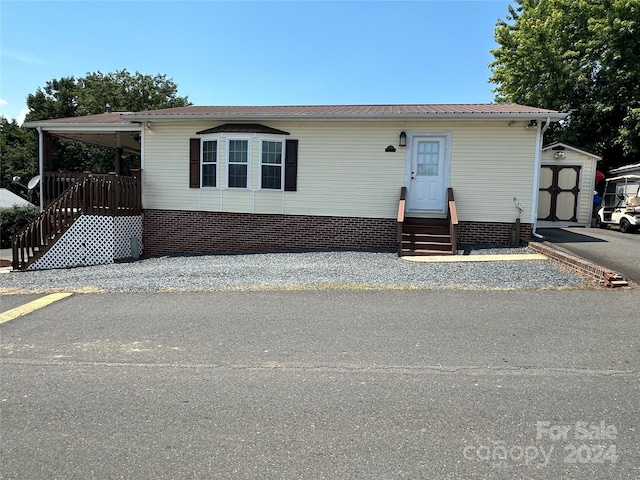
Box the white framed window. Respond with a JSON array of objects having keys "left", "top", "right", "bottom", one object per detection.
[
  {"left": 227, "top": 138, "right": 250, "bottom": 188},
  {"left": 260, "top": 139, "right": 284, "bottom": 190},
  {"left": 201, "top": 138, "right": 218, "bottom": 187}
]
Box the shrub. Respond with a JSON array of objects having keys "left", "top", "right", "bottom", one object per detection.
[{"left": 0, "top": 204, "right": 40, "bottom": 248}]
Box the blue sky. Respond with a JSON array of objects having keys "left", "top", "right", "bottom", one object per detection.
[{"left": 1, "top": 0, "right": 513, "bottom": 124}]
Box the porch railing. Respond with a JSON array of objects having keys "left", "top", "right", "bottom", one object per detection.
[
  {"left": 43, "top": 171, "right": 89, "bottom": 207},
  {"left": 12, "top": 174, "right": 141, "bottom": 270}
]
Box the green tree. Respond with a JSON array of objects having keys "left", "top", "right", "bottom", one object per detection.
[
  {"left": 24, "top": 76, "right": 79, "bottom": 122},
  {"left": 25, "top": 69, "right": 190, "bottom": 121},
  {"left": 0, "top": 204, "right": 40, "bottom": 248},
  {"left": 490, "top": 0, "right": 640, "bottom": 170},
  {"left": 0, "top": 117, "right": 38, "bottom": 192},
  {"left": 75, "top": 70, "right": 190, "bottom": 115},
  {"left": 23, "top": 70, "right": 191, "bottom": 173}
]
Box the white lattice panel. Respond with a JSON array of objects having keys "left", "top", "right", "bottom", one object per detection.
[
  {"left": 29, "top": 215, "right": 114, "bottom": 270},
  {"left": 28, "top": 214, "right": 143, "bottom": 270},
  {"left": 114, "top": 216, "right": 143, "bottom": 259}
]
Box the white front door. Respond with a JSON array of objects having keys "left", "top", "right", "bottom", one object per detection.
[{"left": 407, "top": 136, "right": 448, "bottom": 213}]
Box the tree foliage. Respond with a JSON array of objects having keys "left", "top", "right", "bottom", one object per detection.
[
  {"left": 25, "top": 69, "right": 191, "bottom": 122},
  {"left": 0, "top": 117, "right": 38, "bottom": 191},
  {"left": 0, "top": 204, "right": 40, "bottom": 248},
  {"left": 490, "top": 0, "right": 640, "bottom": 170},
  {"left": 21, "top": 70, "right": 191, "bottom": 174}
]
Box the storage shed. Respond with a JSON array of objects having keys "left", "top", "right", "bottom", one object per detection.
[{"left": 537, "top": 142, "right": 601, "bottom": 228}]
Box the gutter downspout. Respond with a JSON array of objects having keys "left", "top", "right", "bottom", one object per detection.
[
  {"left": 37, "top": 127, "right": 44, "bottom": 211},
  {"left": 531, "top": 117, "right": 551, "bottom": 239},
  {"left": 140, "top": 126, "right": 145, "bottom": 209}
]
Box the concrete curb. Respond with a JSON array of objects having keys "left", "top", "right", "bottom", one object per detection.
[
  {"left": 528, "top": 240, "right": 631, "bottom": 286},
  {"left": 402, "top": 253, "right": 548, "bottom": 263}
]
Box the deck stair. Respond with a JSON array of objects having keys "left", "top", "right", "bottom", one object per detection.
[
  {"left": 11, "top": 173, "right": 141, "bottom": 271},
  {"left": 396, "top": 187, "right": 458, "bottom": 256},
  {"left": 400, "top": 217, "right": 454, "bottom": 256}
]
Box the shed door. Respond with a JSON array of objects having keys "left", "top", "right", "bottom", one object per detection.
[
  {"left": 407, "top": 137, "right": 447, "bottom": 213},
  {"left": 538, "top": 165, "right": 581, "bottom": 222}
]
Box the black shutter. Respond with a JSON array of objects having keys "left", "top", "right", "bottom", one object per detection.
[
  {"left": 284, "top": 139, "right": 298, "bottom": 191},
  {"left": 189, "top": 138, "right": 200, "bottom": 188}
]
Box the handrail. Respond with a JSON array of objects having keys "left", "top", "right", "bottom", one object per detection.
[
  {"left": 397, "top": 187, "right": 407, "bottom": 256},
  {"left": 397, "top": 186, "right": 406, "bottom": 223},
  {"left": 447, "top": 188, "right": 458, "bottom": 254},
  {"left": 12, "top": 181, "right": 83, "bottom": 270},
  {"left": 43, "top": 172, "right": 89, "bottom": 207},
  {"left": 12, "top": 173, "right": 141, "bottom": 270},
  {"left": 397, "top": 186, "right": 457, "bottom": 256}
]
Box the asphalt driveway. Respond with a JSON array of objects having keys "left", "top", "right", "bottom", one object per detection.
[
  {"left": 537, "top": 227, "right": 640, "bottom": 284},
  {"left": 2, "top": 290, "right": 639, "bottom": 479}
]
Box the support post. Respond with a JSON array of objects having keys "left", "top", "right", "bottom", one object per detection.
[{"left": 114, "top": 147, "right": 123, "bottom": 175}]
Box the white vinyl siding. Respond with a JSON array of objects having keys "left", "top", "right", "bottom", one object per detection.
[
  {"left": 448, "top": 124, "right": 537, "bottom": 223},
  {"left": 142, "top": 120, "right": 540, "bottom": 223}
]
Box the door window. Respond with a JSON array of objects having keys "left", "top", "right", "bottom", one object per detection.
[{"left": 416, "top": 141, "right": 439, "bottom": 176}]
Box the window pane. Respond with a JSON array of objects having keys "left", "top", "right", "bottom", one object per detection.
[
  {"left": 228, "top": 164, "right": 247, "bottom": 188},
  {"left": 202, "top": 164, "right": 216, "bottom": 187},
  {"left": 203, "top": 140, "right": 217, "bottom": 163},
  {"left": 262, "top": 165, "right": 281, "bottom": 189},
  {"left": 262, "top": 141, "right": 282, "bottom": 164},
  {"left": 229, "top": 140, "right": 248, "bottom": 163},
  {"left": 416, "top": 141, "right": 439, "bottom": 176}
]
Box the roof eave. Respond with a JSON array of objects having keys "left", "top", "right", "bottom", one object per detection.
[
  {"left": 542, "top": 142, "right": 603, "bottom": 160},
  {"left": 121, "top": 112, "right": 568, "bottom": 122},
  {"left": 23, "top": 122, "right": 142, "bottom": 131}
]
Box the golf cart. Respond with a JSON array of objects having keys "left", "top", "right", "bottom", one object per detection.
[{"left": 595, "top": 175, "right": 640, "bottom": 233}]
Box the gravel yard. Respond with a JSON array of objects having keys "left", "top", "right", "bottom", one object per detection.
[{"left": 0, "top": 246, "right": 592, "bottom": 293}]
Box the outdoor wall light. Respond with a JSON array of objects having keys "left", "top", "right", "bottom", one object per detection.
[
  {"left": 553, "top": 151, "right": 566, "bottom": 159},
  {"left": 385, "top": 145, "right": 396, "bottom": 152},
  {"left": 527, "top": 120, "right": 538, "bottom": 128},
  {"left": 399, "top": 131, "right": 407, "bottom": 147}
]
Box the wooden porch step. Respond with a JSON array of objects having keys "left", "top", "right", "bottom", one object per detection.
[
  {"left": 401, "top": 240, "right": 452, "bottom": 249},
  {"left": 403, "top": 227, "right": 450, "bottom": 236},
  {"left": 398, "top": 215, "right": 455, "bottom": 256},
  {"left": 404, "top": 231, "right": 448, "bottom": 236},
  {"left": 404, "top": 217, "right": 449, "bottom": 226},
  {"left": 400, "top": 249, "right": 455, "bottom": 256}
]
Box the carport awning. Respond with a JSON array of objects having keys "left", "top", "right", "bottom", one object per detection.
[
  {"left": 23, "top": 112, "right": 142, "bottom": 154},
  {"left": 50, "top": 130, "right": 142, "bottom": 154}
]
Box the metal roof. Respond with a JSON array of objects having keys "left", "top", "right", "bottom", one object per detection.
[
  {"left": 123, "top": 103, "right": 566, "bottom": 120},
  {"left": 24, "top": 103, "right": 567, "bottom": 132},
  {"left": 23, "top": 103, "right": 567, "bottom": 129},
  {"left": 23, "top": 112, "right": 134, "bottom": 127},
  {"left": 0, "top": 188, "right": 35, "bottom": 209}
]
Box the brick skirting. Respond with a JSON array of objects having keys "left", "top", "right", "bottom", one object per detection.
[
  {"left": 457, "top": 221, "right": 532, "bottom": 245},
  {"left": 143, "top": 210, "right": 397, "bottom": 256},
  {"left": 142, "top": 209, "right": 533, "bottom": 257}
]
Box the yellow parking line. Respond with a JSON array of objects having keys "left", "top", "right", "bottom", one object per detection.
[{"left": 0, "top": 293, "right": 73, "bottom": 324}]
